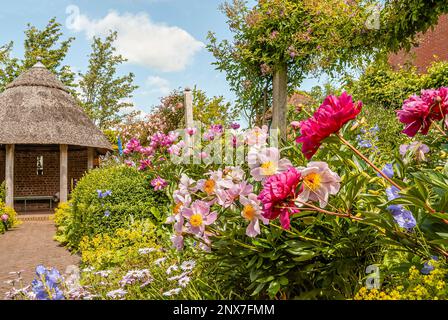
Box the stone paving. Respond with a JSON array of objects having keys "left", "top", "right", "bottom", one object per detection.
[{"left": 0, "top": 215, "right": 80, "bottom": 299}]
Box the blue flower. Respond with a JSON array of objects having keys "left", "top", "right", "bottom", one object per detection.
[
  {"left": 421, "top": 256, "right": 439, "bottom": 275},
  {"left": 104, "top": 210, "right": 111, "bottom": 217},
  {"left": 358, "top": 140, "right": 372, "bottom": 148},
  {"left": 370, "top": 124, "right": 380, "bottom": 133},
  {"left": 386, "top": 186, "right": 400, "bottom": 201},
  {"left": 31, "top": 266, "right": 65, "bottom": 300},
  {"left": 378, "top": 163, "right": 394, "bottom": 179},
  {"left": 97, "top": 190, "right": 112, "bottom": 199},
  {"left": 386, "top": 186, "right": 416, "bottom": 230},
  {"left": 390, "top": 207, "right": 416, "bottom": 230}
]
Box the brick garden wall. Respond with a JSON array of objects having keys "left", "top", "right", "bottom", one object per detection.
[{"left": 389, "top": 15, "right": 448, "bottom": 73}]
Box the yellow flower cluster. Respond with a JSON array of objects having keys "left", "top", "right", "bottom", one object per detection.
[
  {"left": 79, "top": 220, "right": 162, "bottom": 269},
  {"left": 354, "top": 262, "right": 448, "bottom": 300}
]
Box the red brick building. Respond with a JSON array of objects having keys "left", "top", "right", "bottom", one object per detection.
[
  {"left": 0, "top": 60, "right": 112, "bottom": 212},
  {"left": 389, "top": 15, "right": 448, "bottom": 73}
]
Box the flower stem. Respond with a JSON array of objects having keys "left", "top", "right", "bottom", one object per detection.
[
  {"left": 433, "top": 122, "right": 447, "bottom": 136},
  {"left": 292, "top": 200, "right": 363, "bottom": 221},
  {"left": 336, "top": 132, "right": 403, "bottom": 191}
]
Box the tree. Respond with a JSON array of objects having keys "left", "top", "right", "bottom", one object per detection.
[
  {"left": 208, "top": 0, "right": 376, "bottom": 136},
  {"left": 0, "top": 42, "right": 20, "bottom": 92},
  {"left": 208, "top": 0, "right": 448, "bottom": 137},
  {"left": 78, "top": 31, "right": 138, "bottom": 130},
  {"left": 0, "top": 18, "right": 75, "bottom": 91}
]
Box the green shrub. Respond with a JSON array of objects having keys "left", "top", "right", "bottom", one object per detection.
[{"left": 63, "top": 165, "right": 170, "bottom": 249}]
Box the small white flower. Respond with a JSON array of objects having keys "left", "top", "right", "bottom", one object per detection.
[
  {"left": 162, "top": 288, "right": 181, "bottom": 296},
  {"left": 178, "top": 276, "right": 190, "bottom": 287},
  {"left": 82, "top": 266, "right": 95, "bottom": 273},
  {"left": 180, "top": 260, "right": 196, "bottom": 271},
  {"left": 154, "top": 257, "right": 167, "bottom": 266},
  {"left": 106, "top": 288, "right": 127, "bottom": 299},
  {"left": 93, "top": 270, "right": 112, "bottom": 278},
  {"left": 166, "top": 264, "right": 178, "bottom": 275},
  {"left": 138, "top": 247, "right": 156, "bottom": 255}
]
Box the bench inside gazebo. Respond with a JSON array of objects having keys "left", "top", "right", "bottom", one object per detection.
[{"left": 0, "top": 59, "right": 112, "bottom": 213}]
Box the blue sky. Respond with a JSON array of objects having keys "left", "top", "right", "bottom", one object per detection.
[{"left": 1, "top": 0, "right": 321, "bottom": 116}]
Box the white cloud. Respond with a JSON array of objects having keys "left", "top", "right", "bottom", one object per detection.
[
  {"left": 65, "top": 5, "right": 204, "bottom": 72},
  {"left": 145, "top": 76, "right": 171, "bottom": 95}
]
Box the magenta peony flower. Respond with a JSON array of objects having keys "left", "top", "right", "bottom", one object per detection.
[
  {"left": 397, "top": 88, "right": 448, "bottom": 137},
  {"left": 151, "top": 177, "right": 168, "bottom": 191},
  {"left": 295, "top": 92, "right": 362, "bottom": 159},
  {"left": 258, "top": 167, "right": 302, "bottom": 230}
]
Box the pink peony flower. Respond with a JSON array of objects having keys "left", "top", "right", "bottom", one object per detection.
[
  {"left": 239, "top": 193, "right": 269, "bottom": 237},
  {"left": 216, "top": 181, "right": 253, "bottom": 208},
  {"left": 295, "top": 92, "right": 362, "bottom": 159},
  {"left": 1, "top": 214, "right": 8, "bottom": 222},
  {"left": 290, "top": 121, "right": 301, "bottom": 130},
  {"left": 249, "top": 147, "right": 292, "bottom": 181},
  {"left": 258, "top": 167, "right": 302, "bottom": 230},
  {"left": 138, "top": 159, "right": 152, "bottom": 171},
  {"left": 296, "top": 161, "right": 341, "bottom": 208},
  {"left": 151, "top": 176, "right": 168, "bottom": 191},
  {"left": 182, "top": 200, "right": 218, "bottom": 236}
]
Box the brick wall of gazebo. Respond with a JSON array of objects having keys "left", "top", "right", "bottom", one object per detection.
[{"left": 0, "top": 145, "right": 92, "bottom": 210}]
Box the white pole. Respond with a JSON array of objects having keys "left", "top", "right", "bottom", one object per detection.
[
  {"left": 60, "top": 144, "right": 68, "bottom": 203},
  {"left": 5, "top": 144, "right": 14, "bottom": 207}
]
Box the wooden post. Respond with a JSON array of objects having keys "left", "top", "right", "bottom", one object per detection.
[
  {"left": 87, "top": 147, "right": 94, "bottom": 170},
  {"left": 184, "top": 87, "right": 194, "bottom": 159},
  {"left": 5, "top": 144, "right": 14, "bottom": 207},
  {"left": 272, "top": 63, "right": 288, "bottom": 140},
  {"left": 184, "top": 87, "right": 193, "bottom": 129},
  {"left": 60, "top": 144, "right": 68, "bottom": 203}
]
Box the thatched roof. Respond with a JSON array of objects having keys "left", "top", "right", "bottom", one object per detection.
[{"left": 0, "top": 62, "right": 112, "bottom": 152}]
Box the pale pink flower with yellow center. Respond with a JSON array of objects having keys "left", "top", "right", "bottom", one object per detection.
[
  {"left": 296, "top": 161, "right": 340, "bottom": 208},
  {"left": 216, "top": 181, "right": 253, "bottom": 208},
  {"left": 197, "top": 170, "right": 226, "bottom": 196},
  {"left": 182, "top": 200, "right": 218, "bottom": 236},
  {"left": 250, "top": 147, "right": 292, "bottom": 181},
  {"left": 246, "top": 125, "right": 269, "bottom": 147},
  {"left": 240, "top": 194, "right": 269, "bottom": 237}
]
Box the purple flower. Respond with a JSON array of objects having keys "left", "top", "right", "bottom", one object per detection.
[
  {"left": 230, "top": 122, "right": 240, "bottom": 130},
  {"left": 104, "top": 210, "right": 111, "bottom": 217},
  {"left": 399, "top": 141, "right": 430, "bottom": 161},
  {"left": 378, "top": 163, "right": 394, "bottom": 179},
  {"left": 151, "top": 177, "right": 168, "bottom": 191}
]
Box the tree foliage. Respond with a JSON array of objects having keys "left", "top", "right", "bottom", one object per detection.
[
  {"left": 0, "top": 18, "right": 75, "bottom": 91},
  {"left": 78, "top": 31, "right": 138, "bottom": 130}
]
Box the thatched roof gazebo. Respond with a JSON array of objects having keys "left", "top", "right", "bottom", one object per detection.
[{"left": 0, "top": 59, "right": 112, "bottom": 211}]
